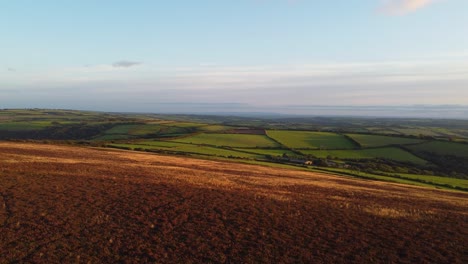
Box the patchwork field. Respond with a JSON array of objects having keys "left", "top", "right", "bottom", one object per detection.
[
  {"left": 0, "top": 142, "right": 466, "bottom": 263},
  {"left": 1, "top": 109, "right": 468, "bottom": 192},
  {"left": 267, "top": 131, "right": 357, "bottom": 149},
  {"left": 346, "top": 134, "right": 424, "bottom": 148},
  {"left": 171, "top": 133, "right": 280, "bottom": 148},
  {"left": 301, "top": 147, "right": 427, "bottom": 165}
]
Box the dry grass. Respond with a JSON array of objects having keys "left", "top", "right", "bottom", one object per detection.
[{"left": 0, "top": 142, "right": 467, "bottom": 263}]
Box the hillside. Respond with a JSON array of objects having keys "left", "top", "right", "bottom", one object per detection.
[
  {"left": 0, "top": 142, "right": 467, "bottom": 263},
  {"left": 2, "top": 109, "right": 468, "bottom": 188}
]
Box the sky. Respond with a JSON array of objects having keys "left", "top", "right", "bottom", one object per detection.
[{"left": 1, "top": 0, "right": 468, "bottom": 116}]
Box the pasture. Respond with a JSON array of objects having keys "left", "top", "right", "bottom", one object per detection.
[
  {"left": 198, "top": 125, "right": 234, "bottom": 132},
  {"left": 346, "top": 134, "right": 424, "bottom": 148},
  {"left": 2, "top": 109, "right": 468, "bottom": 189},
  {"left": 407, "top": 141, "right": 468, "bottom": 158},
  {"left": 171, "top": 133, "right": 280, "bottom": 148},
  {"left": 301, "top": 147, "right": 427, "bottom": 165},
  {"left": 0, "top": 121, "right": 50, "bottom": 131},
  {"left": 266, "top": 130, "right": 357, "bottom": 149},
  {"left": 101, "top": 124, "right": 189, "bottom": 138}
]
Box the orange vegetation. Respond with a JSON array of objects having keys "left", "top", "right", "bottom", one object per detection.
[{"left": 0, "top": 142, "right": 466, "bottom": 263}]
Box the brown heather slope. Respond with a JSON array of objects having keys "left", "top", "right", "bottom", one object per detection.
[{"left": 0, "top": 142, "right": 467, "bottom": 263}]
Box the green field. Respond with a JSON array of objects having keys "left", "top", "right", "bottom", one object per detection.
[
  {"left": 395, "top": 173, "right": 468, "bottom": 189},
  {"left": 0, "top": 121, "right": 51, "bottom": 131},
  {"left": 234, "top": 148, "right": 296, "bottom": 157},
  {"left": 407, "top": 141, "right": 468, "bottom": 158},
  {"left": 198, "top": 125, "right": 233, "bottom": 132},
  {"left": 267, "top": 130, "right": 357, "bottom": 149},
  {"left": 392, "top": 128, "right": 441, "bottom": 137},
  {"left": 103, "top": 124, "right": 142, "bottom": 134},
  {"left": 346, "top": 134, "right": 424, "bottom": 148},
  {"left": 101, "top": 124, "right": 189, "bottom": 138},
  {"left": 301, "top": 147, "right": 427, "bottom": 165},
  {"left": 163, "top": 122, "right": 207, "bottom": 128},
  {"left": 108, "top": 141, "right": 260, "bottom": 159},
  {"left": 316, "top": 167, "right": 440, "bottom": 188},
  {"left": 171, "top": 133, "right": 280, "bottom": 148},
  {"left": 2, "top": 109, "right": 468, "bottom": 191},
  {"left": 103, "top": 124, "right": 163, "bottom": 135}
]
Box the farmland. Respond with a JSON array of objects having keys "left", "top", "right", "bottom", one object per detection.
[
  {"left": 1, "top": 109, "right": 468, "bottom": 190},
  {"left": 0, "top": 142, "right": 467, "bottom": 263},
  {"left": 267, "top": 130, "right": 357, "bottom": 149},
  {"left": 301, "top": 147, "right": 427, "bottom": 165},
  {"left": 406, "top": 141, "right": 468, "bottom": 158},
  {"left": 171, "top": 133, "right": 280, "bottom": 148},
  {"left": 345, "top": 134, "right": 424, "bottom": 148}
]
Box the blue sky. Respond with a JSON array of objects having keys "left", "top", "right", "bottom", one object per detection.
[{"left": 1, "top": 0, "right": 468, "bottom": 115}]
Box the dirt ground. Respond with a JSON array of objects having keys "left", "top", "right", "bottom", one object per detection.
[{"left": 0, "top": 142, "right": 466, "bottom": 263}]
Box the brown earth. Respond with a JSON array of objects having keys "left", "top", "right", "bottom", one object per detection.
[{"left": 0, "top": 142, "right": 467, "bottom": 263}]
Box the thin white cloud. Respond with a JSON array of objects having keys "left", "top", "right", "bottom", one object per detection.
[
  {"left": 112, "top": 60, "right": 142, "bottom": 68},
  {"left": 380, "top": 0, "right": 437, "bottom": 15},
  {"left": 2, "top": 56, "right": 468, "bottom": 108}
]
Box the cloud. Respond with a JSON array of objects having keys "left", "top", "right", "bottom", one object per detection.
[
  {"left": 380, "top": 0, "right": 437, "bottom": 15},
  {"left": 3, "top": 56, "right": 468, "bottom": 109},
  {"left": 7, "top": 68, "right": 16, "bottom": 72},
  {"left": 112, "top": 60, "right": 142, "bottom": 68}
]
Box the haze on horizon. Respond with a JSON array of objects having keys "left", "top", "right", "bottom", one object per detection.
[{"left": 1, "top": 0, "right": 468, "bottom": 117}]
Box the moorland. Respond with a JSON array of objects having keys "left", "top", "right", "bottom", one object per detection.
[{"left": 0, "top": 142, "right": 467, "bottom": 263}]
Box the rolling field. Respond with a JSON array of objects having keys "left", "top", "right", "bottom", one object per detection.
[
  {"left": 267, "top": 131, "right": 356, "bottom": 149},
  {"left": 0, "top": 142, "right": 466, "bottom": 263},
  {"left": 407, "top": 141, "right": 468, "bottom": 158},
  {"left": 301, "top": 147, "right": 427, "bottom": 165},
  {"left": 346, "top": 134, "right": 424, "bottom": 148},
  {"left": 172, "top": 133, "right": 280, "bottom": 148}
]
